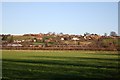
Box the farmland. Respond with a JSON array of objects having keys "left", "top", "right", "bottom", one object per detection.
[{"left": 2, "top": 50, "right": 120, "bottom": 79}]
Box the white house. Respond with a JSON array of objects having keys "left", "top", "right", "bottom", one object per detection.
[
  {"left": 61, "top": 38, "right": 64, "bottom": 40},
  {"left": 7, "top": 44, "right": 22, "bottom": 47},
  {"left": 72, "top": 37, "right": 79, "bottom": 41}
]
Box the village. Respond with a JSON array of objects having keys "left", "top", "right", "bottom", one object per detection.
[{"left": 0, "top": 32, "right": 120, "bottom": 50}]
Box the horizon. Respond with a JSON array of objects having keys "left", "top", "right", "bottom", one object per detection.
[
  {"left": 1, "top": 31, "right": 118, "bottom": 36},
  {"left": 2, "top": 2, "right": 118, "bottom": 35}
]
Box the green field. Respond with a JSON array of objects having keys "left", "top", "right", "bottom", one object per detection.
[{"left": 2, "top": 50, "right": 120, "bottom": 79}]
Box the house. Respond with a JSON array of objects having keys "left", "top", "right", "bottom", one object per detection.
[
  {"left": 7, "top": 44, "right": 23, "bottom": 47},
  {"left": 72, "top": 37, "right": 79, "bottom": 41},
  {"left": 14, "top": 40, "right": 22, "bottom": 43},
  {"left": 61, "top": 38, "right": 64, "bottom": 40}
]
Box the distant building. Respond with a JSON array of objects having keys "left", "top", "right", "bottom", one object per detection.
[
  {"left": 72, "top": 37, "right": 79, "bottom": 41},
  {"left": 61, "top": 38, "right": 64, "bottom": 40},
  {"left": 7, "top": 44, "right": 22, "bottom": 47}
]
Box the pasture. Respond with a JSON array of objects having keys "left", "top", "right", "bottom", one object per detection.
[{"left": 2, "top": 50, "right": 120, "bottom": 79}]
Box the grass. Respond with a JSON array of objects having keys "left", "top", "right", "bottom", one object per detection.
[
  {"left": 2, "top": 50, "right": 120, "bottom": 79},
  {"left": 12, "top": 36, "right": 34, "bottom": 40}
]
